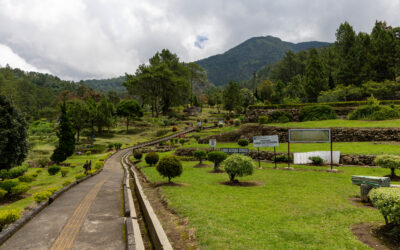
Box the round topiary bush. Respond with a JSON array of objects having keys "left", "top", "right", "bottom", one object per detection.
[
  {"left": 33, "top": 190, "right": 52, "bottom": 203},
  {"left": 207, "top": 151, "right": 228, "bottom": 171},
  {"left": 145, "top": 152, "right": 159, "bottom": 166},
  {"left": 48, "top": 165, "right": 61, "bottom": 175},
  {"left": 223, "top": 154, "right": 254, "bottom": 183},
  {"left": 193, "top": 150, "right": 207, "bottom": 164},
  {"left": 10, "top": 183, "right": 30, "bottom": 196},
  {"left": 237, "top": 139, "right": 249, "bottom": 147},
  {"left": 268, "top": 110, "right": 292, "bottom": 123},
  {"left": 299, "top": 105, "right": 336, "bottom": 121},
  {"left": 179, "top": 139, "right": 186, "bottom": 146},
  {"left": 0, "top": 209, "right": 20, "bottom": 231},
  {"left": 374, "top": 154, "right": 400, "bottom": 178},
  {"left": 133, "top": 151, "right": 143, "bottom": 160},
  {"left": 156, "top": 155, "right": 183, "bottom": 183},
  {"left": 258, "top": 116, "right": 269, "bottom": 124},
  {"left": 61, "top": 169, "right": 69, "bottom": 177},
  {"left": 370, "top": 187, "right": 400, "bottom": 226}
]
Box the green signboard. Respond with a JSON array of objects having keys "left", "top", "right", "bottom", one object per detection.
[{"left": 289, "top": 129, "right": 331, "bottom": 143}]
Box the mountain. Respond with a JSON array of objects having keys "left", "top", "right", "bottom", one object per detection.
[
  {"left": 195, "top": 36, "right": 330, "bottom": 86},
  {"left": 82, "top": 76, "right": 127, "bottom": 94}
]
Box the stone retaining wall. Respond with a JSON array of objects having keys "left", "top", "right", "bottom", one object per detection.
[
  {"left": 198, "top": 124, "right": 400, "bottom": 143},
  {"left": 174, "top": 147, "right": 377, "bottom": 166},
  {"left": 245, "top": 107, "right": 356, "bottom": 122}
]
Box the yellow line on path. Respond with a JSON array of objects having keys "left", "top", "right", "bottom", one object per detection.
[{"left": 50, "top": 175, "right": 110, "bottom": 250}]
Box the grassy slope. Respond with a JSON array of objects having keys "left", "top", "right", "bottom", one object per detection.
[
  {"left": 141, "top": 159, "right": 389, "bottom": 249},
  {"left": 183, "top": 141, "right": 400, "bottom": 155}
]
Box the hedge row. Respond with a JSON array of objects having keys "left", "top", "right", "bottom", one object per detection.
[
  {"left": 248, "top": 99, "right": 400, "bottom": 110},
  {"left": 370, "top": 187, "right": 400, "bottom": 225}
]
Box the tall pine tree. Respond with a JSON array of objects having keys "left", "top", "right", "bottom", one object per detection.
[{"left": 51, "top": 102, "right": 75, "bottom": 164}]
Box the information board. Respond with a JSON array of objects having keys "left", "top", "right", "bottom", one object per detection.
[
  {"left": 197, "top": 121, "right": 202, "bottom": 126},
  {"left": 209, "top": 139, "right": 217, "bottom": 148},
  {"left": 218, "top": 120, "right": 224, "bottom": 125},
  {"left": 289, "top": 129, "right": 331, "bottom": 143},
  {"left": 220, "top": 148, "right": 249, "bottom": 155},
  {"left": 253, "top": 135, "right": 279, "bottom": 147}
]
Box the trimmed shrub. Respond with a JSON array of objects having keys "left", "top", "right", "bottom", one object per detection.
[
  {"left": 75, "top": 173, "right": 86, "bottom": 180},
  {"left": 208, "top": 151, "right": 228, "bottom": 171},
  {"left": 348, "top": 105, "right": 400, "bottom": 120},
  {"left": 62, "top": 180, "right": 72, "bottom": 187},
  {"left": 299, "top": 105, "right": 336, "bottom": 121},
  {"left": 107, "top": 143, "right": 114, "bottom": 149},
  {"left": 193, "top": 150, "right": 207, "bottom": 164},
  {"left": 36, "top": 169, "right": 42, "bottom": 174},
  {"left": 0, "top": 165, "right": 28, "bottom": 179},
  {"left": 46, "top": 187, "right": 58, "bottom": 194},
  {"left": 370, "top": 187, "right": 400, "bottom": 225},
  {"left": 268, "top": 110, "right": 292, "bottom": 123},
  {"left": 31, "top": 173, "right": 38, "bottom": 178},
  {"left": 218, "top": 124, "right": 223, "bottom": 128},
  {"left": 0, "top": 180, "right": 19, "bottom": 193},
  {"left": 179, "top": 139, "right": 186, "bottom": 146},
  {"left": 87, "top": 169, "right": 96, "bottom": 175},
  {"left": 374, "top": 154, "right": 400, "bottom": 178},
  {"left": 85, "top": 151, "right": 92, "bottom": 155},
  {"left": 33, "top": 191, "right": 52, "bottom": 203},
  {"left": 133, "top": 151, "right": 143, "bottom": 160},
  {"left": 237, "top": 139, "right": 249, "bottom": 147},
  {"left": 145, "top": 152, "right": 159, "bottom": 166},
  {"left": 114, "top": 143, "right": 122, "bottom": 150},
  {"left": 234, "top": 120, "right": 240, "bottom": 126},
  {"left": 309, "top": 156, "right": 324, "bottom": 165},
  {"left": 156, "top": 156, "right": 183, "bottom": 183},
  {"left": 193, "top": 135, "right": 200, "bottom": 142},
  {"left": 18, "top": 175, "right": 35, "bottom": 183},
  {"left": 38, "top": 158, "right": 50, "bottom": 168},
  {"left": 223, "top": 154, "right": 254, "bottom": 182},
  {"left": 10, "top": 183, "right": 30, "bottom": 196},
  {"left": 48, "top": 166, "right": 61, "bottom": 175},
  {"left": 258, "top": 116, "right": 269, "bottom": 124},
  {"left": 70, "top": 164, "right": 77, "bottom": 169},
  {"left": 61, "top": 169, "right": 69, "bottom": 177},
  {"left": 0, "top": 209, "right": 20, "bottom": 231},
  {"left": 172, "top": 126, "right": 178, "bottom": 132},
  {"left": 0, "top": 188, "right": 7, "bottom": 198},
  {"left": 275, "top": 154, "right": 293, "bottom": 163}
]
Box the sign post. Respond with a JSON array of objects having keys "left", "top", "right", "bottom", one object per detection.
[
  {"left": 253, "top": 135, "right": 279, "bottom": 169},
  {"left": 209, "top": 139, "right": 217, "bottom": 150}
]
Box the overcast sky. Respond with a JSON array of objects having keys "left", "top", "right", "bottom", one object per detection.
[{"left": 0, "top": 0, "right": 399, "bottom": 80}]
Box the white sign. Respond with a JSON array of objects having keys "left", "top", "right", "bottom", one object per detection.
[
  {"left": 253, "top": 135, "right": 279, "bottom": 147},
  {"left": 293, "top": 151, "right": 340, "bottom": 164},
  {"left": 209, "top": 139, "right": 217, "bottom": 148},
  {"left": 197, "top": 121, "right": 202, "bottom": 126},
  {"left": 218, "top": 120, "right": 224, "bottom": 125}
]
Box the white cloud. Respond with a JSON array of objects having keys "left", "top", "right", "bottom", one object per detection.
[
  {"left": 0, "top": 0, "right": 399, "bottom": 80},
  {"left": 0, "top": 43, "right": 49, "bottom": 73}
]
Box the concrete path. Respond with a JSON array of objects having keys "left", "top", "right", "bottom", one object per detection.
[{"left": 1, "top": 150, "right": 126, "bottom": 250}]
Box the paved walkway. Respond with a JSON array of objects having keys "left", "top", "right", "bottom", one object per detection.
[{"left": 1, "top": 150, "right": 126, "bottom": 250}]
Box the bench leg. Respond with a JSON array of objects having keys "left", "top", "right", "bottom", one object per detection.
[{"left": 360, "top": 184, "right": 373, "bottom": 203}]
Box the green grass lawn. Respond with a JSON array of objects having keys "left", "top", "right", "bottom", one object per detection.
[
  {"left": 267, "top": 119, "right": 400, "bottom": 128},
  {"left": 183, "top": 141, "right": 400, "bottom": 155},
  {"left": 140, "top": 157, "right": 391, "bottom": 249}
]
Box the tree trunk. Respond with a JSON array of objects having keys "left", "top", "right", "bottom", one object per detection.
[
  {"left": 230, "top": 174, "right": 235, "bottom": 183},
  {"left": 200, "top": 158, "right": 202, "bottom": 164},
  {"left": 126, "top": 117, "right": 129, "bottom": 133},
  {"left": 76, "top": 129, "right": 80, "bottom": 142},
  {"left": 168, "top": 177, "right": 171, "bottom": 183},
  {"left": 391, "top": 168, "right": 396, "bottom": 177},
  {"left": 214, "top": 163, "right": 218, "bottom": 172}
]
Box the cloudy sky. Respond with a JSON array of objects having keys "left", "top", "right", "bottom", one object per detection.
[{"left": 0, "top": 0, "right": 399, "bottom": 80}]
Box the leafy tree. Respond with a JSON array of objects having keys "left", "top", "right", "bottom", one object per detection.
[
  {"left": 187, "top": 62, "right": 208, "bottom": 105},
  {"left": 145, "top": 152, "right": 159, "bottom": 166},
  {"left": 67, "top": 100, "right": 88, "bottom": 142},
  {"left": 96, "top": 98, "right": 115, "bottom": 133},
  {"left": 240, "top": 88, "right": 253, "bottom": 112},
  {"left": 156, "top": 155, "right": 183, "bottom": 183},
  {"left": 0, "top": 95, "right": 28, "bottom": 170},
  {"left": 86, "top": 98, "right": 98, "bottom": 136},
  {"left": 223, "top": 81, "right": 241, "bottom": 113},
  {"left": 256, "top": 80, "right": 274, "bottom": 102},
  {"left": 193, "top": 150, "right": 207, "bottom": 164},
  {"left": 51, "top": 103, "right": 75, "bottom": 164},
  {"left": 107, "top": 90, "right": 121, "bottom": 106},
  {"left": 208, "top": 151, "right": 228, "bottom": 171},
  {"left": 116, "top": 99, "right": 143, "bottom": 132},
  {"left": 223, "top": 154, "right": 254, "bottom": 183}
]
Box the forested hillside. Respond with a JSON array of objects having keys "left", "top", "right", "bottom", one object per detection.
[
  {"left": 195, "top": 36, "right": 330, "bottom": 86},
  {"left": 83, "top": 76, "right": 127, "bottom": 94},
  {"left": 245, "top": 21, "right": 400, "bottom": 104}
]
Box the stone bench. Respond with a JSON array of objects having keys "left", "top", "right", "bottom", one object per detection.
[{"left": 351, "top": 175, "right": 391, "bottom": 202}]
